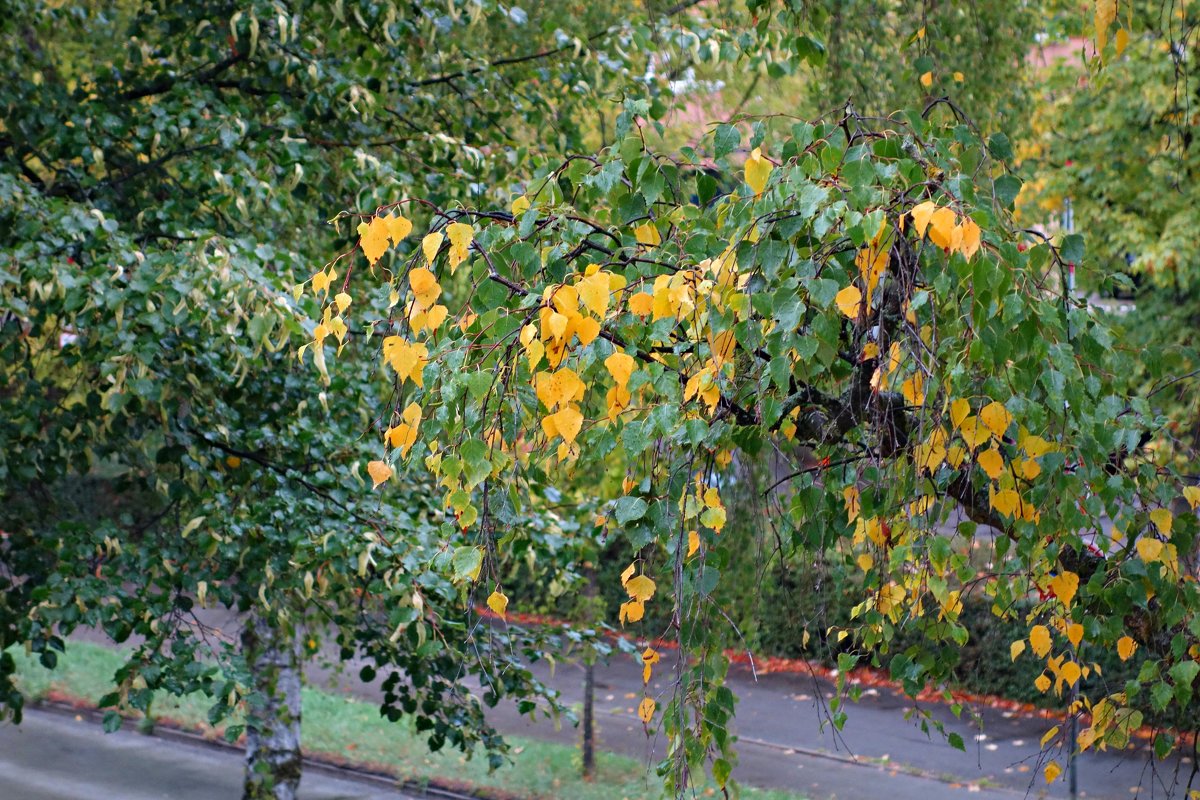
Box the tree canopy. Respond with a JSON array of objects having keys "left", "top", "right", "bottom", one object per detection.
[
  {"left": 318, "top": 101, "right": 1200, "bottom": 789},
  {"left": 4, "top": 1, "right": 1200, "bottom": 798}
]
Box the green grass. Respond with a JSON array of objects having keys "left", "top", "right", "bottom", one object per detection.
[{"left": 12, "top": 641, "right": 806, "bottom": 800}]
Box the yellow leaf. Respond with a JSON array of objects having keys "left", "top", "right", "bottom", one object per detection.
[
  {"left": 446, "top": 221, "right": 474, "bottom": 273},
  {"left": 634, "top": 223, "right": 661, "bottom": 246},
  {"left": 578, "top": 271, "right": 612, "bottom": 317},
  {"left": 910, "top": 201, "right": 937, "bottom": 237},
  {"left": 843, "top": 486, "right": 861, "bottom": 522},
  {"left": 1095, "top": 0, "right": 1116, "bottom": 54},
  {"left": 959, "top": 218, "right": 982, "bottom": 260},
  {"left": 1035, "top": 673, "right": 1052, "bottom": 693},
  {"left": 1017, "top": 457, "right": 1042, "bottom": 480},
  {"left": 1114, "top": 27, "right": 1129, "bottom": 55},
  {"left": 920, "top": 71, "right": 933, "bottom": 88},
  {"left": 367, "top": 460, "right": 393, "bottom": 489},
  {"left": 535, "top": 368, "right": 584, "bottom": 410},
  {"left": 409, "top": 267, "right": 442, "bottom": 310},
  {"left": 334, "top": 292, "right": 352, "bottom": 314},
  {"left": 637, "top": 696, "right": 656, "bottom": 723},
  {"left": 687, "top": 530, "right": 700, "bottom": 558},
  {"left": 423, "top": 304, "right": 448, "bottom": 331},
  {"left": 744, "top": 147, "right": 773, "bottom": 197},
  {"left": 619, "top": 599, "right": 644, "bottom": 624},
  {"left": 385, "top": 212, "right": 413, "bottom": 244},
  {"left": 1061, "top": 660, "right": 1082, "bottom": 687},
  {"left": 1041, "top": 726, "right": 1060, "bottom": 747},
  {"left": 959, "top": 416, "right": 991, "bottom": 451},
  {"left": 1150, "top": 507, "right": 1173, "bottom": 536},
  {"left": 901, "top": 373, "right": 926, "bottom": 406},
  {"left": 385, "top": 402, "right": 423, "bottom": 457},
  {"left": 487, "top": 590, "right": 509, "bottom": 619},
  {"left": 359, "top": 216, "right": 391, "bottom": 266},
  {"left": 606, "top": 385, "right": 632, "bottom": 420},
  {"left": 978, "top": 447, "right": 1004, "bottom": 480},
  {"left": 525, "top": 338, "right": 545, "bottom": 370},
  {"left": 1183, "top": 486, "right": 1200, "bottom": 510},
  {"left": 548, "top": 404, "right": 584, "bottom": 444},
  {"left": 927, "top": 207, "right": 959, "bottom": 250},
  {"left": 979, "top": 401, "right": 1012, "bottom": 439},
  {"left": 1066, "top": 623, "right": 1084, "bottom": 648},
  {"left": 950, "top": 398, "right": 971, "bottom": 430},
  {"left": 621, "top": 562, "right": 636, "bottom": 585},
  {"left": 642, "top": 647, "right": 661, "bottom": 682},
  {"left": 625, "top": 574, "right": 656, "bottom": 603},
  {"left": 1050, "top": 571, "right": 1080, "bottom": 608},
  {"left": 835, "top": 285, "right": 862, "bottom": 318},
  {"left": 947, "top": 444, "right": 966, "bottom": 469},
  {"left": 1011, "top": 640, "right": 1026, "bottom": 661},
  {"left": 1137, "top": 537, "right": 1164, "bottom": 563},
  {"left": 710, "top": 329, "right": 737, "bottom": 366},
  {"left": 1022, "top": 434, "right": 1053, "bottom": 458},
  {"left": 953, "top": 71, "right": 965, "bottom": 82},
  {"left": 915, "top": 427, "right": 947, "bottom": 474},
  {"left": 703, "top": 487, "right": 721, "bottom": 509},
  {"left": 605, "top": 352, "right": 636, "bottom": 388},
  {"left": 1117, "top": 635, "right": 1137, "bottom": 661},
  {"left": 510, "top": 195, "right": 531, "bottom": 215},
  {"left": 328, "top": 318, "right": 349, "bottom": 348},
  {"left": 421, "top": 232, "right": 443, "bottom": 266},
  {"left": 1030, "top": 625, "right": 1052, "bottom": 657},
  {"left": 382, "top": 337, "right": 428, "bottom": 386},
  {"left": 628, "top": 292, "right": 654, "bottom": 317},
  {"left": 311, "top": 269, "right": 333, "bottom": 295}
]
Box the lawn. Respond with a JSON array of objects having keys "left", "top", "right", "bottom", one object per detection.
[{"left": 11, "top": 641, "right": 806, "bottom": 800}]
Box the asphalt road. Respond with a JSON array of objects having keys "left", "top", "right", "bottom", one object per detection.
[
  {"left": 0, "top": 708, "right": 418, "bottom": 800},
  {"left": 312, "top": 634, "right": 1197, "bottom": 800},
  {"left": 66, "top": 610, "right": 1199, "bottom": 800}
]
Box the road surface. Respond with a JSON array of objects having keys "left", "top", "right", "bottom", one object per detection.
[
  {"left": 0, "top": 707, "right": 419, "bottom": 800},
  {"left": 67, "top": 610, "right": 1198, "bottom": 800}
]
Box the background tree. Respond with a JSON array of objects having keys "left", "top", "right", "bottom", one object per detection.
[{"left": 1021, "top": 0, "right": 1200, "bottom": 466}]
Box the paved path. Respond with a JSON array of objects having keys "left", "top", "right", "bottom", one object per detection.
[{"left": 0, "top": 707, "right": 418, "bottom": 800}]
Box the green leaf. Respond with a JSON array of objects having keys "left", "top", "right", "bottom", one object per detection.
[
  {"left": 713, "top": 758, "right": 732, "bottom": 788},
  {"left": 450, "top": 546, "right": 483, "bottom": 582},
  {"left": 1061, "top": 234, "right": 1085, "bottom": 265},
  {"left": 714, "top": 124, "right": 741, "bottom": 159},
  {"left": 792, "top": 35, "right": 826, "bottom": 66},
  {"left": 613, "top": 497, "right": 648, "bottom": 525},
  {"left": 987, "top": 132, "right": 1013, "bottom": 161},
  {"left": 994, "top": 175, "right": 1022, "bottom": 209}
]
